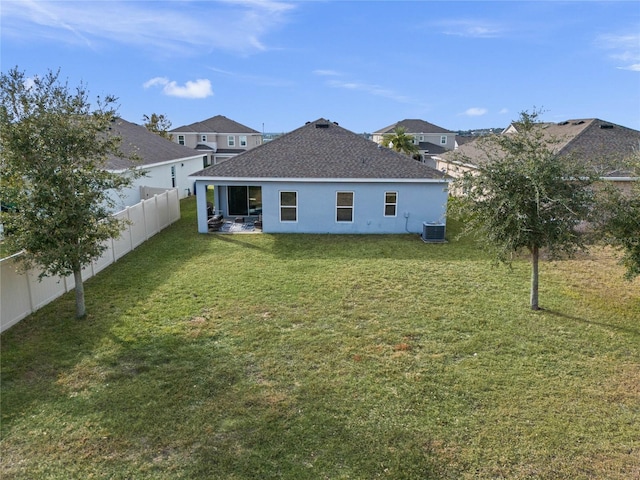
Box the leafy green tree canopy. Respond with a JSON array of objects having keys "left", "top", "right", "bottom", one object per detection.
[
  {"left": 594, "top": 152, "right": 640, "bottom": 280},
  {"left": 143, "top": 112, "right": 172, "bottom": 140},
  {"left": 449, "top": 110, "right": 597, "bottom": 310},
  {"left": 0, "top": 67, "right": 140, "bottom": 318},
  {"left": 381, "top": 126, "right": 419, "bottom": 157}
]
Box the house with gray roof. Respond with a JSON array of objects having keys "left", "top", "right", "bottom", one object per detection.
[
  {"left": 190, "top": 119, "right": 450, "bottom": 234},
  {"left": 105, "top": 118, "right": 205, "bottom": 209},
  {"left": 170, "top": 115, "right": 262, "bottom": 166},
  {"left": 436, "top": 118, "right": 640, "bottom": 193},
  {"left": 372, "top": 119, "right": 457, "bottom": 167}
]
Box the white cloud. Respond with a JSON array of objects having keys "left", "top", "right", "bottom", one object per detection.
[
  {"left": 436, "top": 19, "right": 504, "bottom": 38},
  {"left": 326, "top": 79, "right": 411, "bottom": 103},
  {"left": 618, "top": 64, "right": 640, "bottom": 72},
  {"left": 499, "top": 108, "right": 509, "bottom": 114},
  {"left": 313, "top": 70, "right": 342, "bottom": 77},
  {"left": 143, "top": 77, "right": 213, "bottom": 99},
  {"left": 207, "top": 66, "right": 294, "bottom": 87},
  {"left": 463, "top": 108, "right": 488, "bottom": 117},
  {"left": 596, "top": 32, "right": 640, "bottom": 71},
  {"left": 1, "top": 0, "right": 296, "bottom": 55}
]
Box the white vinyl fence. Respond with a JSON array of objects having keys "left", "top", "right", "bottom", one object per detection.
[{"left": 0, "top": 189, "right": 180, "bottom": 333}]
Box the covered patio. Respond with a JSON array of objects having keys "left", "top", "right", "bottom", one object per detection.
[{"left": 206, "top": 202, "right": 261, "bottom": 233}]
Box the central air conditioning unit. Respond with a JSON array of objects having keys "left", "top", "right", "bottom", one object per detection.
[{"left": 422, "top": 222, "right": 446, "bottom": 243}]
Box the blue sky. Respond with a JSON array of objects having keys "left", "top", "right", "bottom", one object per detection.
[{"left": 2, "top": 1, "right": 639, "bottom": 134}]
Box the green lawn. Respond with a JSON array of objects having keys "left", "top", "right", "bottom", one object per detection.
[{"left": 2, "top": 196, "right": 639, "bottom": 479}]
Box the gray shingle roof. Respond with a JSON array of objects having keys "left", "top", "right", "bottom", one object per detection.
[
  {"left": 418, "top": 142, "right": 447, "bottom": 155},
  {"left": 551, "top": 119, "right": 640, "bottom": 176},
  {"left": 106, "top": 118, "right": 201, "bottom": 170},
  {"left": 171, "top": 115, "right": 259, "bottom": 134},
  {"left": 192, "top": 119, "right": 447, "bottom": 180},
  {"left": 374, "top": 119, "right": 454, "bottom": 135},
  {"left": 440, "top": 118, "right": 640, "bottom": 177}
]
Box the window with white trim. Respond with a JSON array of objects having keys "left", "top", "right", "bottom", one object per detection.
[
  {"left": 384, "top": 191, "right": 397, "bottom": 217},
  {"left": 280, "top": 191, "right": 297, "bottom": 222},
  {"left": 240, "top": 135, "right": 247, "bottom": 147},
  {"left": 336, "top": 191, "right": 354, "bottom": 222},
  {"left": 170, "top": 165, "right": 176, "bottom": 188},
  {"left": 440, "top": 135, "right": 447, "bottom": 145},
  {"left": 178, "top": 135, "right": 185, "bottom": 145},
  {"left": 228, "top": 135, "right": 235, "bottom": 147}
]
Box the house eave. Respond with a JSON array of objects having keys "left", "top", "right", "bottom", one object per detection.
[
  {"left": 190, "top": 176, "right": 451, "bottom": 184},
  {"left": 108, "top": 154, "right": 203, "bottom": 173}
]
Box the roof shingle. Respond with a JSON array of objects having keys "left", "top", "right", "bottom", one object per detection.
[
  {"left": 106, "top": 118, "right": 201, "bottom": 170},
  {"left": 171, "top": 115, "right": 259, "bottom": 134},
  {"left": 440, "top": 118, "right": 640, "bottom": 177},
  {"left": 374, "top": 119, "right": 454, "bottom": 135},
  {"left": 192, "top": 119, "right": 447, "bottom": 180}
]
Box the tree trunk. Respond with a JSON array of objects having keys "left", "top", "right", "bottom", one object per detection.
[
  {"left": 73, "top": 267, "right": 86, "bottom": 318},
  {"left": 530, "top": 245, "right": 540, "bottom": 310}
]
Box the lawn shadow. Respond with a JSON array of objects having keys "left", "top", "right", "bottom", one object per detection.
[
  {"left": 542, "top": 308, "right": 639, "bottom": 337},
  {"left": 0, "top": 203, "right": 217, "bottom": 424},
  {"left": 211, "top": 232, "right": 270, "bottom": 252},
  {"left": 268, "top": 232, "right": 487, "bottom": 262}
]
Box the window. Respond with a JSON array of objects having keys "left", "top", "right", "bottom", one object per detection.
[
  {"left": 227, "top": 135, "right": 235, "bottom": 147},
  {"left": 440, "top": 135, "right": 447, "bottom": 145},
  {"left": 203, "top": 155, "right": 211, "bottom": 168},
  {"left": 240, "top": 135, "right": 247, "bottom": 147},
  {"left": 384, "top": 191, "right": 397, "bottom": 217},
  {"left": 170, "top": 165, "right": 176, "bottom": 188},
  {"left": 336, "top": 191, "right": 354, "bottom": 222},
  {"left": 280, "top": 191, "right": 297, "bottom": 222},
  {"left": 178, "top": 135, "right": 185, "bottom": 145},
  {"left": 201, "top": 135, "right": 207, "bottom": 142}
]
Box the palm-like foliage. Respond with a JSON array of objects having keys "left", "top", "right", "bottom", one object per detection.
[{"left": 381, "top": 126, "right": 419, "bottom": 156}]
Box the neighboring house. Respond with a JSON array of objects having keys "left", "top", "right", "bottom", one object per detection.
[
  {"left": 190, "top": 119, "right": 450, "bottom": 234},
  {"left": 170, "top": 115, "right": 262, "bottom": 167},
  {"left": 372, "top": 119, "right": 456, "bottom": 167},
  {"left": 436, "top": 118, "right": 640, "bottom": 193},
  {"left": 106, "top": 118, "right": 206, "bottom": 210}
]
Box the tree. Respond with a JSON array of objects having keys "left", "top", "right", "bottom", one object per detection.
[
  {"left": 594, "top": 152, "right": 640, "bottom": 280},
  {"left": 0, "top": 67, "right": 140, "bottom": 318},
  {"left": 449, "top": 110, "right": 596, "bottom": 310},
  {"left": 380, "top": 126, "right": 419, "bottom": 157},
  {"left": 143, "top": 112, "right": 173, "bottom": 140}
]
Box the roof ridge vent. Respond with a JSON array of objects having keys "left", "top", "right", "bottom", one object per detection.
[
  {"left": 600, "top": 124, "right": 614, "bottom": 129},
  {"left": 316, "top": 123, "right": 329, "bottom": 129},
  {"left": 572, "top": 120, "right": 585, "bottom": 125}
]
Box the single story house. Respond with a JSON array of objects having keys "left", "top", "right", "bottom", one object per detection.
[
  {"left": 190, "top": 118, "right": 450, "bottom": 234},
  {"left": 105, "top": 118, "right": 207, "bottom": 210},
  {"left": 436, "top": 118, "right": 640, "bottom": 194}
]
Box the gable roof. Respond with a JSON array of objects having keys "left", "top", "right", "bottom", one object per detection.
[
  {"left": 440, "top": 118, "right": 640, "bottom": 177},
  {"left": 171, "top": 115, "right": 259, "bottom": 134},
  {"left": 192, "top": 118, "right": 447, "bottom": 181},
  {"left": 374, "top": 119, "right": 454, "bottom": 135},
  {"left": 106, "top": 118, "right": 201, "bottom": 170}
]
